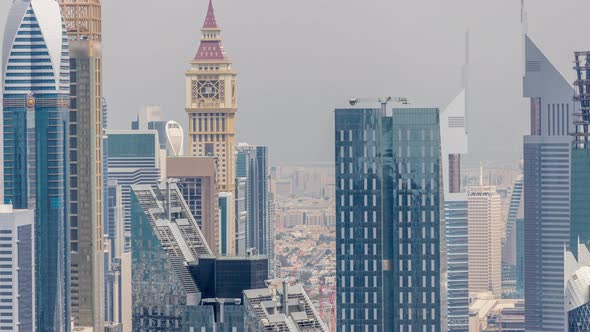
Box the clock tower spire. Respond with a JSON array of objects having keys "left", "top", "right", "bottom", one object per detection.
[{"left": 185, "top": 0, "right": 237, "bottom": 255}]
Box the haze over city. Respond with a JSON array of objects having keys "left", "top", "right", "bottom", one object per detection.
[
  {"left": 1, "top": 0, "right": 590, "bottom": 331},
  {"left": 1, "top": 0, "right": 587, "bottom": 163}
]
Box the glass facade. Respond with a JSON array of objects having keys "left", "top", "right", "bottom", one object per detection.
[
  {"left": 236, "top": 145, "right": 273, "bottom": 276},
  {"left": 2, "top": 2, "right": 71, "bottom": 330},
  {"left": 568, "top": 303, "right": 590, "bottom": 332},
  {"left": 570, "top": 149, "right": 590, "bottom": 258},
  {"left": 335, "top": 108, "right": 444, "bottom": 332},
  {"left": 106, "top": 131, "right": 160, "bottom": 248}
]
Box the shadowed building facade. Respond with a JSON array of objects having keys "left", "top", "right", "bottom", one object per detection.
[
  {"left": 523, "top": 34, "right": 575, "bottom": 331},
  {"left": 335, "top": 107, "right": 445, "bottom": 331},
  {"left": 58, "top": 0, "right": 104, "bottom": 329}
]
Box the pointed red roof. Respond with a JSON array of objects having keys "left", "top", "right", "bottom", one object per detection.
[
  {"left": 194, "top": 0, "right": 228, "bottom": 61},
  {"left": 194, "top": 40, "right": 227, "bottom": 61},
  {"left": 202, "top": 0, "right": 218, "bottom": 29}
]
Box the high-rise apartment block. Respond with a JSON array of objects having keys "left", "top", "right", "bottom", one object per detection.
[
  {"left": 58, "top": 0, "right": 105, "bottom": 328},
  {"left": 335, "top": 107, "right": 445, "bottom": 331},
  {"left": 0, "top": 205, "right": 35, "bottom": 331},
  {"left": 2, "top": 1, "right": 71, "bottom": 329},
  {"left": 467, "top": 185, "right": 502, "bottom": 297}
]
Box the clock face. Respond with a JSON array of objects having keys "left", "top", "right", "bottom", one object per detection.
[
  {"left": 198, "top": 80, "right": 219, "bottom": 100},
  {"left": 191, "top": 76, "right": 225, "bottom": 107}
]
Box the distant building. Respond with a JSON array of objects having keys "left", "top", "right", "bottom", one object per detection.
[
  {"left": 167, "top": 156, "right": 219, "bottom": 255},
  {"left": 106, "top": 130, "right": 162, "bottom": 248},
  {"left": 165, "top": 121, "right": 184, "bottom": 156},
  {"left": 502, "top": 178, "right": 524, "bottom": 297},
  {"left": 236, "top": 144, "right": 274, "bottom": 276},
  {"left": 0, "top": 205, "right": 34, "bottom": 331},
  {"left": 103, "top": 181, "right": 125, "bottom": 326},
  {"left": 469, "top": 293, "right": 525, "bottom": 332},
  {"left": 335, "top": 107, "right": 445, "bottom": 330},
  {"left": 219, "top": 192, "right": 235, "bottom": 256},
  {"left": 244, "top": 281, "right": 328, "bottom": 331},
  {"left": 468, "top": 185, "right": 502, "bottom": 298},
  {"left": 235, "top": 177, "right": 248, "bottom": 255},
  {"left": 445, "top": 193, "right": 469, "bottom": 332}
]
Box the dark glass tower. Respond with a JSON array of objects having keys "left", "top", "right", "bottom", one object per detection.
[
  {"left": 2, "top": 1, "right": 71, "bottom": 330},
  {"left": 335, "top": 107, "right": 445, "bottom": 331}
]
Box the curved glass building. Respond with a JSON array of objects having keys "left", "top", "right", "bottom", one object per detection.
[{"left": 2, "top": 0, "right": 71, "bottom": 330}]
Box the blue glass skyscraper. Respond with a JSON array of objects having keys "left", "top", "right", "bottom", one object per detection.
[
  {"left": 2, "top": 0, "right": 71, "bottom": 330},
  {"left": 335, "top": 107, "right": 445, "bottom": 331},
  {"left": 236, "top": 144, "right": 274, "bottom": 277}
]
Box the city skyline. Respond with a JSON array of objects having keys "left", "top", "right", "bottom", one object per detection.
[
  {"left": 1, "top": 1, "right": 590, "bottom": 331},
  {"left": 1, "top": 1, "right": 588, "bottom": 164}
]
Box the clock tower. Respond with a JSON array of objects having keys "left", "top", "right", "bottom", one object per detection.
[{"left": 186, "top": 0, "right": 237, "bottom": 254}]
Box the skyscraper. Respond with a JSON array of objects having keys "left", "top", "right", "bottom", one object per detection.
[
  {"left": 335, "top": 106, "right": 445, "bottom": 331},
  {"left": 186, "top": 0, "right": 237, "bottom": 194},
  {"left": 571, "top": 52, "right": 590, "bottom": 259},
  {"left": 105, "top": 130, "right": 162, "bottom": 248},
  {"left": 440, "top": 33, "right": 470, "bottom": 332},
  {"left": 2, "top": 0, "right": 71, "bottom": 329},
  {"left": 236, "top": 144, "right": 274, "bottom": 276},
  {"left": 523, "top": 32, "right": 574, "bottom": 331},
  {"left": 0, "top": 205, "right": 35, "bottom": 331},
  {"left": 58, "top": 0, "right": 104, "bottom": 328},
  {"left": 467, "top": 185, "right": 502, "bottom": 297}
]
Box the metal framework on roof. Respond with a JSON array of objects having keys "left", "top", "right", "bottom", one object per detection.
[
  {"left": 58, "top": 0, "right": 102, "bottom": 41},
  {"left": 244, "top": 284, "right": 328, "bottom": 332},
  {"left": 132, "top": 182, "right": 213, "bottom": 261}
]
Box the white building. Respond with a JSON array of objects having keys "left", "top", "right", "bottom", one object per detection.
[{"left": 0, "top": 205, "right": 35, "bottom": 331}]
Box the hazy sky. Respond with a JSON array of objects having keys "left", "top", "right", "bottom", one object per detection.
[{"left": 1, "top": 0, "right": 589, "bottom": 164}]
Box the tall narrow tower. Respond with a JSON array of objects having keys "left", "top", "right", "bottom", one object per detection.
[
  {"left": 186, "top": 0, "right": 237, "bottom": 194},
  {"left": 2, "top": 0, "right": 71, "bottom": 330},
  {"left": 58, "top": 0, "right": 104, "bottom": 330}
]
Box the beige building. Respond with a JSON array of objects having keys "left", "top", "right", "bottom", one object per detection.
[
  {"left": 468, "top": 186, "right": 502, "bottom": 297},
  {"left": 185, "top": 0, "right": 237, "bottom": 194},
  {"left": 167, "top": 157, "right": 220, "bottom": 255},
  {"left": 469, "top": 292, "right": 524, "bottom": 332},
  {"left": 186, "top": 0, "right": 236, "bottom": 254},
  {"left": 58, "top": 0, "right": 104, "bottom": 330}
]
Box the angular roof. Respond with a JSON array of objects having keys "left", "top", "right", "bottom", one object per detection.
[
  {"left": 202, "top": 0, "right": 218, "bottom": 29},
  {"left": 193, "top": 0, "right": 229, "bottom": 62}
]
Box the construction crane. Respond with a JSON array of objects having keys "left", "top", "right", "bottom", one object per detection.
[{"left": 348, "top": 96, "right": 409, "bottom": 115}]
